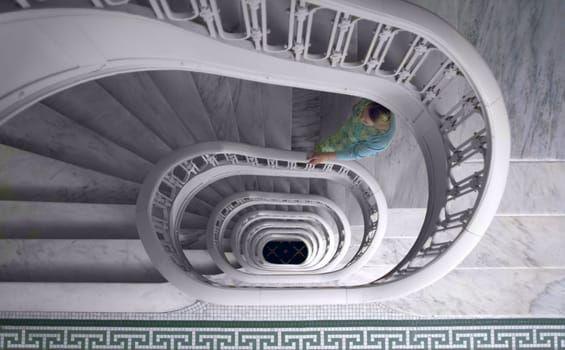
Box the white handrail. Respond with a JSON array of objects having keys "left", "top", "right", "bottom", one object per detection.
[{"left": 0, "top": 0, "right": 510, "bottom": 303}]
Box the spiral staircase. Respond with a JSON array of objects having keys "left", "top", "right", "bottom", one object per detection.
[{"left": 0, "top": 0, "right": 509, "bottom": 309}]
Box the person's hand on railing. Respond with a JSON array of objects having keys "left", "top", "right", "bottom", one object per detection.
[{"left": 307, "top": 152, "right": 337, "bottom": 165}]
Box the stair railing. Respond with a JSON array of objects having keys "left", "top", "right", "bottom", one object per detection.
[{"left": 2, "top": 0, "right": 510, "bottom": 303}]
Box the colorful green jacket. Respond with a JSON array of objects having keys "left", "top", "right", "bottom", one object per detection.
[{"left": 314, "top": 99, "right": 396, "bottom": 160}]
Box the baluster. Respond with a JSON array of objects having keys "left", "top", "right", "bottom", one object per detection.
[
  {"left": 15, "top": 0, "right": 31, "bottom": 8},
  {"left": 440, "top": 96, "right": 480, "bottom": 133},
  {"left": 395, "top": 37, "right": 430, "bottom": 84},
  {"left": 421, "top": 62, "right": 459, "bottom": 103},
  {"left": 204, "top": 154, "right": 219, "bottom": 166},
  {"left": 437, "top": 208, "right": 472, "bottom": 231},
  {"left": 90, "top": 0, "right": 104, "bottom": 7},
  {"left": 246, "top": 156, "right": 258, "bottom": 166},
  {"left": 267, "top": 0, "right": 296, "bottom": 54},
  {"left": 183, "top": 160, "right": 200, "bottom": 175},
  {"left": 365, "top": 25, "right": 396, "bottom": 75},
  {"left": 447, "top": 170, "right": 484, "bottom": 199},
  {"left": 267, "top": 159, "right": 277, "bottom": 168},
  {"left": 154, "top": 191, "right": 172, "bottom": 207},
  {"left": 198, "top": 0, "right": 218, "bottom": 38},
  {"left": 337, "top": 166, "right": 349, "bottom": 176},
  {"left": 329, "top": 13, "right": 352, "bottom": 67},
  {"left": 246, "top": 0, "right": 263, "bottom": 50},
  {"left": 152, "top": 215, "right": 170, "bottom": 233},
  {"left": 291, "top": 0, "right": 308, "bottom": 60},
  {"left": 159, "top": 0, "right": 198, "bottom": 21},
  {"left": 448, "top": 129, "right": 487, "bottom": 166},
  {"left": 304, "top": 8, "right": 340, "bottom": 62}
]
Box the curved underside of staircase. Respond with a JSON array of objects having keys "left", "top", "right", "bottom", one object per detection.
[{"left": 0, "top": 0, "right": 518, "bottom": 310}]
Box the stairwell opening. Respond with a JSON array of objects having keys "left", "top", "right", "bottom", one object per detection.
[{"left": 262, "top": 240, "right": 308, "bottom": 265}]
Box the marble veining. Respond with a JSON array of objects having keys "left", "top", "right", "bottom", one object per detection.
[
  {"left": 386, "top": 269, "right": 565, "bottom": 316},
  {"left": 409, "top": 0, "right": 565, "bottom": 159},
  {"left": 0, "top": 104, "right": 152, "bottom": 183},
  {"left": 98, "top": 72, "right": 196, "bottom": 149},
  {"left": 191, "top": 72, "right": 241, "bottom": 142},
  {"left": 42, "top": 80, "right": 171, "bottom": 163},
  {"left": 0, "top": 240, "right": 162, "bottom": 283},
  {"left": 0, "top": 144, "right": 139, "bottom": 204}
]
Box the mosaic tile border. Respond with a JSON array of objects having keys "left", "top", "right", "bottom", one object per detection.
[{"left": 1, "top": 319, "right": 564, "bottom": 350}]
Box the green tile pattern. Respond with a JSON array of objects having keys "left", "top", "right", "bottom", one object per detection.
[{"left": 1, "top": 319, "right": 564, "bottom": 349}]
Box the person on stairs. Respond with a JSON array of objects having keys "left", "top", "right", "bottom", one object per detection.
[{"left": 307, "top": 98, "right": 395, "bottom": 164}]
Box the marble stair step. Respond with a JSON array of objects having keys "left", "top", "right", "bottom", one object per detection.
[
  {"left": 0, "top": 144, "right": 139, "bottom": 204},
  {"left": 288, "top": 178, "right": 310, "bottom": 212},
  {"left": 42, "top": 80, "right": 171, "bottom": 163},
  {"left": 181, "top": 212, "right": 209, "bottom": 230},
  {"left": 194, "top": 186, "right": 223, "bottom": 208},
  {"left": 180, "top": 229, "right": 207, "bottom": 250},
  {"left": 184, "top": 250, "right": 238, "bottom": 275},
  {"left": 0, "top": 240, "right": 163, "bottom": 283},
  {"left": 0, "top": 201, "right": 136, "bottom": 239},
  {"left": 227, "top": 78, "right": 267, "bottom": 192},
  {"left": 0, "top": 282, "right": 196, "bottom": 313},
  {"left": 291, "top": 88, "right": 321, "bottom": 151},
  {"left": 223, "top": 78, "right": 270, "bottom": 191},
  {"left": 273, "top": 176, "right": 291, "bottom": 212},
  {"left": 191, "top": 73, "right": 247, "bottom": 192},
  {"left": 0, "top": 103, "right": 151, "bottom": 183},
  {"left": 98, "top": 72, "right": 195, "bottom": 149},
  {"left": 185, "top": 197, "right": 213, "bottom": 218},
  {"left": 228, "top": 78, "right": 266, "bottom": 147},
  {"left": 263, "top": 84, "right": 293, "bottom": 151},
  {"left": 191, "top": 72, "right": 240, "bottom": 142},
  {"left": 148, "top": 70, "right": 217, "bottom": 143}
]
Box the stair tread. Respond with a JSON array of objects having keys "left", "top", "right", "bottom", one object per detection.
[
  {"left": 0, "top": 239, "right": 163, "bottom": 282},
  {"left": 0, "top": 144, "right": 139, "bottom": 204},
  {"left": 149, "top": 71, "right": 217, "bottom": 143},
  {"left": 98, "top": 72, "right": 196, "bottom": 149},
  {"left": 191, "top": 72, "right": 240, "bottom": 142},
  {"left": 0, "top": 201, "right": 136, "bottom": 239},
  {"left": 0, "top": 282, "right": 195, "bottom": 313},
  {"left": 43, "top": 80, "right": 171, "bottom": 163},
  {"left": 264, "top": 84, "right": 293, "bottom": 150},
  {"left": 0, "top": 103, "right": 151, "bottom": 183}
]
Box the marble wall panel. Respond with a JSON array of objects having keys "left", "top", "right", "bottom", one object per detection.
[{"left": 408, "top": 0, "right": 565, "bottom": 159}]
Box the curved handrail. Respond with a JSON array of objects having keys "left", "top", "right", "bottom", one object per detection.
[
  {"left": 137, "top": 142, "right": 386, "bottom": 287},
  {"left": 0, "top": 0, "right": 509, "bottom": 303}
]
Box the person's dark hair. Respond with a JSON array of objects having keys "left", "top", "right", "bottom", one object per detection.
[{"left": 367, "top": 102, "right": 392, "bottom": 122}]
